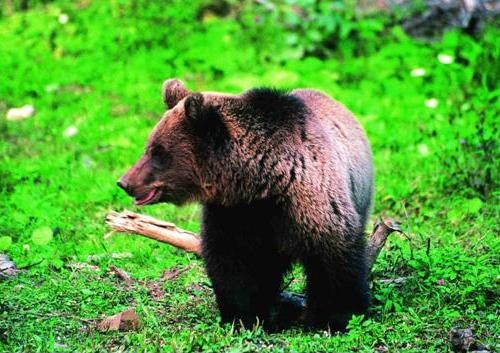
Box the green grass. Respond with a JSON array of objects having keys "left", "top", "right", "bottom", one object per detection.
[{"left": 0, "top": 1, "right": 498, "bottom": 352}]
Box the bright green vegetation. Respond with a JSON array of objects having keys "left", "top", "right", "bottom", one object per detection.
[{"left": 0, "top": 1, "right": 498, "bottom": 352}]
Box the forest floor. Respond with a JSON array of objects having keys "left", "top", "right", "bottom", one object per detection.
[{"left": 0, "top": 2, "right": 498, "bottom": 352}]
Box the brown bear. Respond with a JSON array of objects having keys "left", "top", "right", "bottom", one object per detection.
[{"left": 118, "top": 79, "right": 374, "bottom": 332}]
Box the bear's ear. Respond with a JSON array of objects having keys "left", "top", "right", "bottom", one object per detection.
[
  {"left": 162, "top": 79, "right": 190, "bottom": 109},
  {"left": 184, "top": 93, "right": 229, "bottom": 147},
  {"left": 184, "top": 93, "right": 204, "bottom": 121}
]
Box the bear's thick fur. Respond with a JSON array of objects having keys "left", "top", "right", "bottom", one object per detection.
[{"left": 118, "top": 79, "right": 374, "bottom": 331}]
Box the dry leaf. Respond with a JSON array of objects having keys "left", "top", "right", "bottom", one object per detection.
[{"left": 96, "top": 309, "right": 140, "bottom": 332}]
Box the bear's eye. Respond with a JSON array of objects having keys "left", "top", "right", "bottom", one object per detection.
[{"left": 150, "top": 144, "right": 171, "bottom": 170}]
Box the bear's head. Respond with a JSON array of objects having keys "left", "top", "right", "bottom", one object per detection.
[{"left": 118, "top": 78, "right": 307, "bottom": 206}]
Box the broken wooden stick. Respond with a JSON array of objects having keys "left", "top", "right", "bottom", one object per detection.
[
  {"left": 105, "top": 209, "right": 401, "bottom": 269},
  {"left": 105, "top": 210, "right": 202, "bottom": 255},
  {"left": 366, "top": 218, "right": 402, "bottom": 268}
]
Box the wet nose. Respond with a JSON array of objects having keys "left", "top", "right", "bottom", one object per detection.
[{"left": 117, "top": 178, "right": 129, "bottom": 192}]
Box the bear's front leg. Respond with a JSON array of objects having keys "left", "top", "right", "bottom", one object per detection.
[
  {"left": 201, "top": 203, "right": 291, "bottom": 330},
  {"left": 203, "top": 244, "right": 290, "bottom": 329}
]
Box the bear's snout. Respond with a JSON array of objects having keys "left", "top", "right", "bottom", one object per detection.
[
  {"left": 117, "top": 155, "right": 152, "bottom": 196},
  {"left": 116, "top": 178, "right": 131, "bottom": 195}
]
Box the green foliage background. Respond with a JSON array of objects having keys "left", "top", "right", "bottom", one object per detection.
[{"left": 0, "top": 1, "right": 498, "bottom": 352}]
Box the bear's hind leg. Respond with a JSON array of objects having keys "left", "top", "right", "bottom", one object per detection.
[{"left": 303, "top": 239, "right": 370, "bottom": 332}]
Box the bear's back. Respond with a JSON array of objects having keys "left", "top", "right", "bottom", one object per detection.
[{"left": 292, "top": 89, "right": 374, "bottom": 226}]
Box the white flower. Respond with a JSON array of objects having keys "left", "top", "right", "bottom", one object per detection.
[
  {"left": 411, "top": 68, "right": 426, "bottom": 77},
  {"left": 6, "top": 105, "right": 35, "bottom": 121},
  {"left": 425, "top": 98, "right": 439, "bottom": 109},
  {"left": 417, "top": 143, "right": 429, "bottom": 156},
  {"left": 437, "top": 54, "right": 454, "bottom": 64},
  {"left": 63, "top": 125, "right": 78, "bottom": 138},
  {"left": 58, "top": 13, "right": 69, "bottom": 25}
]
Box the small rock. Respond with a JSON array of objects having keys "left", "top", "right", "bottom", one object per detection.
[
  {"left": 6, "top": 105, "right": 35, "bottom": 121},
  {"left": 450, "top": 327, "right": 489, "bottom": 353}
]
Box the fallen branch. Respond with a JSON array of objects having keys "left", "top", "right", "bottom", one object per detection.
[
  {"left": 105, "top": 210, "right": 202, "bottom": 255},
  {"left": 105, "top": 209, "right": 401, "bottom": 269}
]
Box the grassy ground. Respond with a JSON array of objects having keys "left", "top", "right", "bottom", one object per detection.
[{"left": 0, "top": 1, "right": 498, "bottom": 352}]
